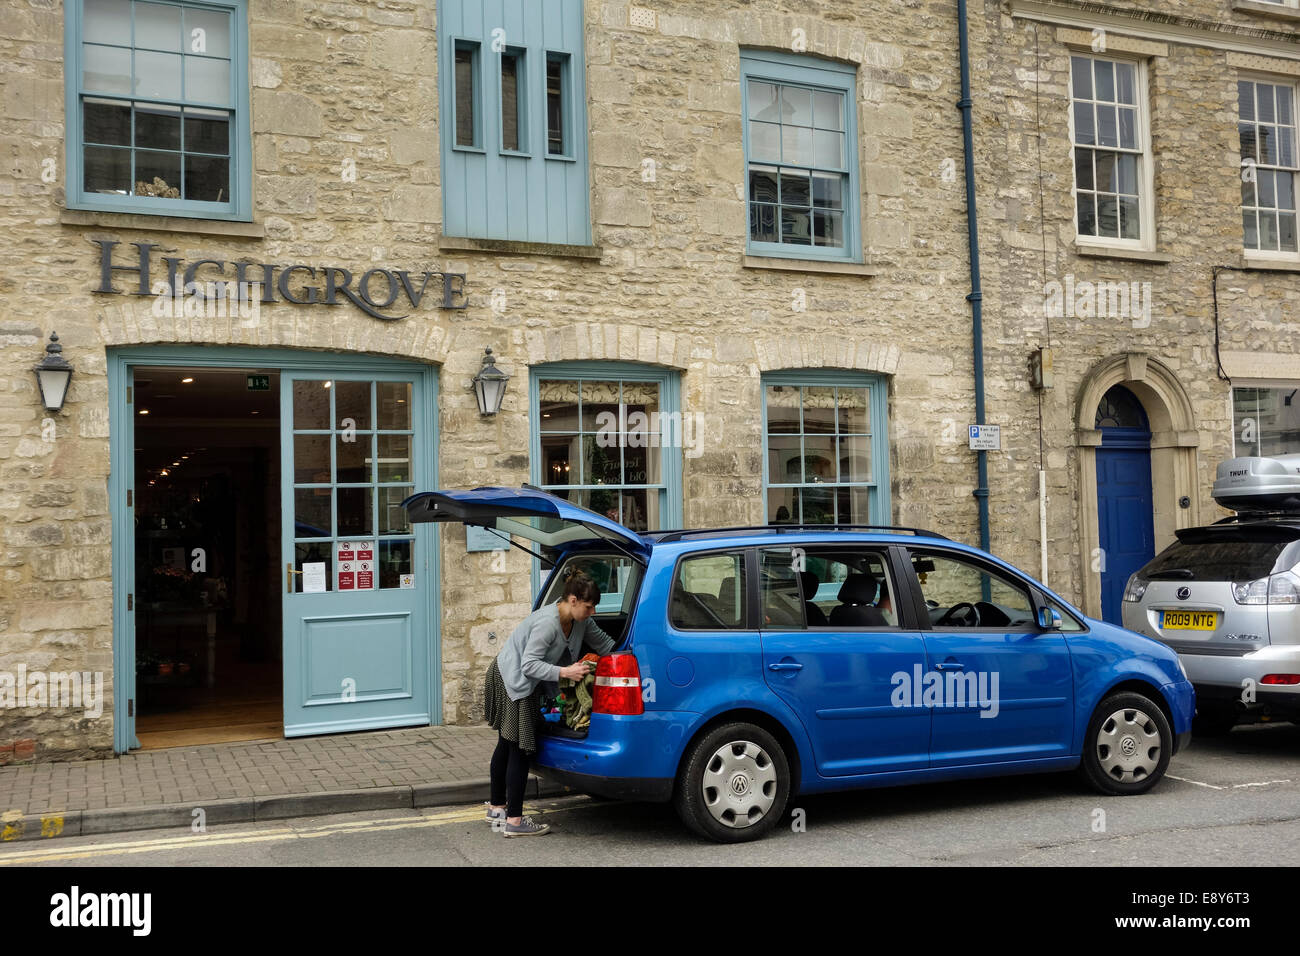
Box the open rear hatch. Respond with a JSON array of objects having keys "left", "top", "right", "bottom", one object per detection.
[
  {"left": 402, "top": 485, "right": 650, "bottom": 565},
  {"left": 403, "top": 486, "right": 650, "bottom": 741}
]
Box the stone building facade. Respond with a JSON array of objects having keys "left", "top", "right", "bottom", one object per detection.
[
  {"left": 974, "top": 0, "right": 1300, "bottom": 617},
  {"left": 0, "top": 0, "right": 1296, "bottom": 762}
]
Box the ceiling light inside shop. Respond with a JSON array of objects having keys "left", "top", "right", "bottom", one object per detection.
[
  {"left": 138, "top": 409, "right": 149, "bottom": 415},
  {"left": 181, "top": 377, "right": 194, "bottom": 384}
]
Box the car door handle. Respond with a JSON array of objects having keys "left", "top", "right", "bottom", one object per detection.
[
  {"left": 934, "top": 661, "right": 965, "bottom": 672},
  {"left": 768, "top": 662, "right": 804, "bottom": 672}
]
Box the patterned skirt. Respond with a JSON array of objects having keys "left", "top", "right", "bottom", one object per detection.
[{"left": 484, "top": 657, "right": 540, "bottom": 754}]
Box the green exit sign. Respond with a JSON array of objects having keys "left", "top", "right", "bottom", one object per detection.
[{"left": 247, "top": 374, "right": 270, "bottom": 391}]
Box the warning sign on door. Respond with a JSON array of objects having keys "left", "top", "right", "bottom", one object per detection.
[{"left": 336, "top": 540, "right": 376, "bottom": 591}]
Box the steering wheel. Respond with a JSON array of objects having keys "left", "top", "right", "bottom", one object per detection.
[{"left": 936, "top": 602, "right": 982, "bottom": 627}]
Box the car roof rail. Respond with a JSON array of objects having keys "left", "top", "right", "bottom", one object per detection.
[
  {"left": 1210, "top": 512, "right": 1300, "bottom": 525},
  {"left": 650, "top": 524, "right": 951, "bottom": 543}
]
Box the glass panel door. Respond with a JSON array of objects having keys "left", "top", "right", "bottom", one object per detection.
[{"left": 281, "top": 371, "right": 430, "bottom": 737}]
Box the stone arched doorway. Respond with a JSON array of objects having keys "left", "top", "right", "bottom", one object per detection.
[{"left": 1075, "top": 354, "right": 1200, "bottom": 619}]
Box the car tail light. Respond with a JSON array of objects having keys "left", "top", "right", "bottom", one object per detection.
[
  {"left": 1233, "top": 571, "right": 1300, "bottom": 605},
  {"left": 592, "top": 653, "right": 643, "bottom": 716},
  {"left": 1260, "top": 674, "right": 1300, "bottom": 685},
  {"left": 1123, "top": 574, "right": 1148, "bottom": 603}
]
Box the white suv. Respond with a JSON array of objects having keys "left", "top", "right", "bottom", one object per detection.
[{"left": 1122, "top": 456, "right": 1300, "bottom": 734}]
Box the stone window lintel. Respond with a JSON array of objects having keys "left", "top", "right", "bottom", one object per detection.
[{"left": 1055, "top": 28, "right": 1169, "bottom": 59}]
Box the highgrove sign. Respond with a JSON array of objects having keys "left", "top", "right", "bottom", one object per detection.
[{"left": 92, "top": 239, "right": 468, "bottom": 320}]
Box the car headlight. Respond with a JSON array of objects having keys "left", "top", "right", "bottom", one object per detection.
[{"left": 1122, "top": 574, "right": 1148, "bottom": 603}]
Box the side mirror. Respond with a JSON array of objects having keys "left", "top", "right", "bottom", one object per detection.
[{"left": 1037, "top": 606, "right": 1062, "bottom": 630}]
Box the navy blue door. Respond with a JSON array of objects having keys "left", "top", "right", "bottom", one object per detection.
[{"left": 1095, "top": 386, "right": 1155, "bottom": 624}]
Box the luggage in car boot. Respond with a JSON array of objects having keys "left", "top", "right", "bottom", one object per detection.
[{"left": 1212, "top": 454, "right": 1300, "bottom": 513}]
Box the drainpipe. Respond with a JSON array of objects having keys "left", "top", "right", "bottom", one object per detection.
[{"left": 956, "top": 0, "right": 991, "bottom": 558}]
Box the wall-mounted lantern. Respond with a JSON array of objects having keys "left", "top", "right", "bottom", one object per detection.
[
  {"left": 33, "top": 332, "right": 74, "bottom": 412},
  {"left": 472, "top": 347, "right": 510, "bottom": 416}
]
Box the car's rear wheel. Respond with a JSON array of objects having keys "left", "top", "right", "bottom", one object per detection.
[
  {"left": 1078, "top": 692, "right": 1172, "bottom": 796},
  {"left": 674, "top": 722, "right": 790, "bottom": 843}
]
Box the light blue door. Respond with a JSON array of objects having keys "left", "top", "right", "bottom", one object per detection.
[{"left": 281, "top": 371, "right": 434, "bottom": 736}]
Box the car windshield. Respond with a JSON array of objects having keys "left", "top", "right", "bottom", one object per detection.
[{"left": 1142, "top": 537, "right": 1288, "bottom": 582}]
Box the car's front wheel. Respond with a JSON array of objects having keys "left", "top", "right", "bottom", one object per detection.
[
  {"left": 674, "top": 722, "right": 790, "bottom": 843},
  {"left": 1078, "top": 692, "right": 1172, "bottom": 795}
]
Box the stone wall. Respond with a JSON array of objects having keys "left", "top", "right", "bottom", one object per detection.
[{"left": 972, "top": 0, "right": 1300, "bottom": 609}]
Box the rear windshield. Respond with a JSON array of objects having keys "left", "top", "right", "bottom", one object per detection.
[
  {"left": 540, "top": 553, "right": 644, "bottom": 616},
  {"left": 1143, "top": 538, "right": 1289, "bottom": 582}
]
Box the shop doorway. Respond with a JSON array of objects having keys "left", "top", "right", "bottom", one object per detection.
[
  {"left": 132, "top": 367, "right": 282, "bottom": 747},
  {"left": 110, "top": 347, "right": 441, "bottom": 753}
]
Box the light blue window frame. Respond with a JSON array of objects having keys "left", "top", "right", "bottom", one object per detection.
[
  {"left": 740, "top": 49, "right": 861, "bottom": 263},
  {"left": 527, "top": 362, "right": 683, "bottom": 597},
  {"left": 64, "top": 0, "right": 252, "bottom": 221},
  {"left": 546, "top": 51, "right": 574, "bottom": 159},
  {"left": 760, "top": 370, "right": 890, "bottom": 525},
  {"left": 499, "top": 45, "right": 530, "bottom": 156},
  {"left": 452, "top": 39, "right": 484, "bottom": 151}
]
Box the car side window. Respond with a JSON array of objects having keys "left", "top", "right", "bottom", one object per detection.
[
  {"left": 760, "top": 547, "right": 898, "bottom": 630},
  {"left": 911, "top": 551, "right": 1036, "bottom": 628},
  {"left": 669, "top": 552, "right": 747, "bottom": 630}
]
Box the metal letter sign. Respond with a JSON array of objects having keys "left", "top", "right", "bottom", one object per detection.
[{"left": 91, "top": 240, "right": 468, "bottom": 319}]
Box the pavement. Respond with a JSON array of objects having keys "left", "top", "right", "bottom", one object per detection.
[{"left": 0, "top": 724, "right": 567, "bottom": 843}]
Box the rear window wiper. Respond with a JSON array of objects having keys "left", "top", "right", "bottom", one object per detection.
[{"left": 1147, "top": 568, "right": 1194, "bottom": 579}]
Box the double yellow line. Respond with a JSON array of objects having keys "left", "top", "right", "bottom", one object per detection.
[{"left": 0, "top": 798, "right": 592, "bottom": 865}]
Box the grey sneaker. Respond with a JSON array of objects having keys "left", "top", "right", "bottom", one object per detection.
[
  {"left": 502, "top": 816, "right": 551, "bottom": 838},
  {"left": 484, "top": 803, "right": 506, "bottom": 825}
]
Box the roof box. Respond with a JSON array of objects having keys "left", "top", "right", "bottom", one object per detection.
[{"left": 1213, "top": 454, "right": 1300, "bottom": 513}]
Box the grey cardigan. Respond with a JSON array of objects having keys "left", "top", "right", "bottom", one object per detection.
[{"left": 496, "top": 602, "right": 617, "bottom": 702}]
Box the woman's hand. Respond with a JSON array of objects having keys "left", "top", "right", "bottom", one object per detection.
[{"left": 558, "top": 661, "right": 595, "bottom": 681}]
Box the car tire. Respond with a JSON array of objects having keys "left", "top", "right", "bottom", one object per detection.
[
  {"left": 674, "top": 722, "right": 790, "bottom": 843},
  {"left": 1192, "top": 701, "right": 1238, "bottom": 737},
  {"left": 1077, "top": 692, "right": 1172, "bottom": 796}
]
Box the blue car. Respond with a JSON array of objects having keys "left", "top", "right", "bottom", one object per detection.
[{"left": 406, "top": 487, "right": 1196, "bottom": 843}]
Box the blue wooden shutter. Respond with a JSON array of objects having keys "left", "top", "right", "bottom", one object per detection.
[{"left": 439, "top": 0, "right": 590, "bottom": 244}]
